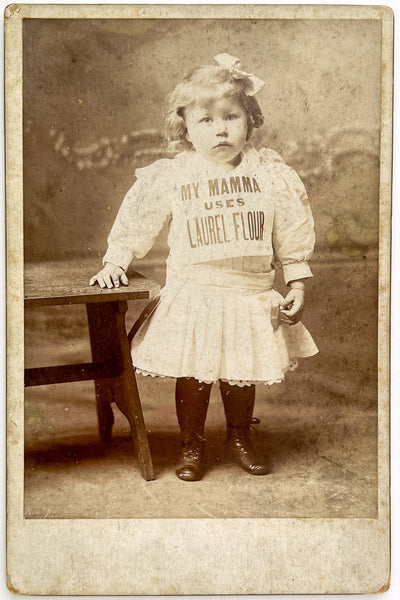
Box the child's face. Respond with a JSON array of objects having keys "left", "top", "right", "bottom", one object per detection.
[{"left": 184, "top": 94, "right": 248, "bottom": 167}]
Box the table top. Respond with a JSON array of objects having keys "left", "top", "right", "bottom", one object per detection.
[{"left": 24, "top": 260, "right": 161, "bottom": 307}]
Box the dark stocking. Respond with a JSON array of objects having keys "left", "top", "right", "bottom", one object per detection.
[
  {"left": 174, "top": 377, "right": 212, "bottom": 481},
  {"left": 220, "top": 381, "right": 255, "bottom": 437},
  {"left": 220, "top": 381, "right": 269, "bottom": 475}
]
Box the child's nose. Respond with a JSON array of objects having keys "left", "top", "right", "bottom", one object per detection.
[{"left": 215, "top": 120, "right": 228, "bottom": 135}]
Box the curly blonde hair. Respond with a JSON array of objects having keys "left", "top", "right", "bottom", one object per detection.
[{"left": 164, "top": 65, "right": 264, "bottom": 152}]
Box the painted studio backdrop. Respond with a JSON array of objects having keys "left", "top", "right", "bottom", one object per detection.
[{"left": 23, "top": 18, "right": 380, "bottom": 518}]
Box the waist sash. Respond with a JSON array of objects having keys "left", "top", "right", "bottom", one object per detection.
[{"left": 166, "top": 263, "right": 275, "bottom": 291}]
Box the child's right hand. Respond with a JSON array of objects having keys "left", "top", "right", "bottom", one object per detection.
[{"left": 89, "top": 262, "right": 129, "bottom": 289}]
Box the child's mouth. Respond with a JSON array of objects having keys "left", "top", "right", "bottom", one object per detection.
[{"left": 214, "top": 142, "right": 232, "bottom": 148}]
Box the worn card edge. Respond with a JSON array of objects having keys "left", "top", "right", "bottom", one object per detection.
[{"left": 5, "top": 3, "right": 393, "bottom": 595}]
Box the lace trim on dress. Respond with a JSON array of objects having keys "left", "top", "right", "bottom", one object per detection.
[{"left": 134, "top": 359, "right": 298, "bottom": 387}]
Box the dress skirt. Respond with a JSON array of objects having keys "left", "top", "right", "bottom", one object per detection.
[{"left": 131, "top": 263, "right": 318, "bottom": 386}]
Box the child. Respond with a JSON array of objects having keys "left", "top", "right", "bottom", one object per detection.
[{"left": 90, "top": 53, "right": 318, "bottom": 482}]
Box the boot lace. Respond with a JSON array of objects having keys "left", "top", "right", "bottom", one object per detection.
[{"left": 182, "top": 434, "right": 205, "bottom": 461}]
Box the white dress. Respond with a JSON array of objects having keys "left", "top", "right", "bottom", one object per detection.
[{"left": 103, "top": 145, "right": 319, "bottom": 385}]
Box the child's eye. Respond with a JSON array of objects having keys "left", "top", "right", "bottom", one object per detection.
[
  {"left": 226, "top": 113, "right": 238, "bottom": 121},
  {"left": 200, "top": 117, "right": 212, "bottom": 124}
]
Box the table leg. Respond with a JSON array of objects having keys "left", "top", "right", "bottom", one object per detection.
[
  {"left": 114, "top": 301, "right": 155, "bottom": 481},
  {"left": 86, "top": 302, "right": 119, "bottom": 443},
  {"left": 95, "top": 389, "right": 115, "bottom": 443},
  {"left": 86, "top": 301, "right": 154, "bottom": 481}
]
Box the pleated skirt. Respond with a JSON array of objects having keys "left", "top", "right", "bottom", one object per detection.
[{"left": 131, "top": 264, "right": 318, "bottom": 386}]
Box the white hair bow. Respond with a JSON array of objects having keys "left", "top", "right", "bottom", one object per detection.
[{"left": 213, "top": 53, "right": 265, "bottom": 96}]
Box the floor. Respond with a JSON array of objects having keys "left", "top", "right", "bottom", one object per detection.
[{"left": 24, "top": 257, "right": 378, "bottom": 519}]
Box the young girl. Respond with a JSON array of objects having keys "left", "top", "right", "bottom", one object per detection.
[{"left": 90, "top": 53, "right": 318, "bottom": 482}]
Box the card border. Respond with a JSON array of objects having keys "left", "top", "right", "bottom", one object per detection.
[{"left": 6, "top": 4, "right": 392, "bottom": 595}]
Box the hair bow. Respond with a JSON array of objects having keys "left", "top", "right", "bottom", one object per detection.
[{"left": 213, "top": 53, "right": 265, "bottom": 96}]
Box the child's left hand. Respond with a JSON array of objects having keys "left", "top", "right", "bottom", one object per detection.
[{"left": 279, "top": 288, "right": 305, "bottom": 325}]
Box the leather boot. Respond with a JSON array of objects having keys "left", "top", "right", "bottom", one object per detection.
[
  {"left": 175, "top": 433, "right": 206, "bottom": 482},
  {"left": 220, "top": 381, "right": 269, "bottom": 476},
  {"left": 175, "top": 378, "right": 211, "bottom": 482}
]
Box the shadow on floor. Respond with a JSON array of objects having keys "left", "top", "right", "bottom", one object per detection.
[{"left": 24, "top": 257, "right": 379, "bottom": 519}]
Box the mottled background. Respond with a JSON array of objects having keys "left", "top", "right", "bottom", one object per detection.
[
  {"left": 23, "top": 18, "right": 381, "bottom": 262},
  {"left": 23, "top": 18, "right": 381, "bottom": 518}
]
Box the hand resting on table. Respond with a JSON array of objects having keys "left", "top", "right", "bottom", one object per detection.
[{"left": 89, "top": 262, "right": 129, "bottom": 289}]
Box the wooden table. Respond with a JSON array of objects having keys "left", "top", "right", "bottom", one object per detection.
[{"left": 24, "top": 260, "right": 161, "bottom": 481}]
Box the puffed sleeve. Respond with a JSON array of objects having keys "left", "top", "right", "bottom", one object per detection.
[
  {"left": 102, "top": 159, "right": 173, "bottom": 270},
  {"left": 268, "top": 157, "right": 315, "bottom": 285}
]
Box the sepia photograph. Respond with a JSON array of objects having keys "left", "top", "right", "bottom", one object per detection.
[
  {"left": 6, "top": 3, "right": 392, "bottom": 595},
  {"left": 23, "top": 13, "right": 381, "bottom": 519}
]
